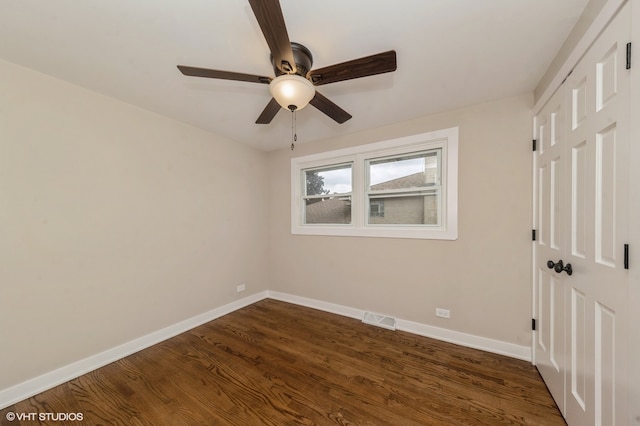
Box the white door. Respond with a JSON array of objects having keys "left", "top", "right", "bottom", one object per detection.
[
  {"left": 534, "top": 3, "right": 631, "bottom": 424},
  {"left": 534, "top": 85, "right": 568, "bottom": 416},
  {"left": 563, "top": 2, "right": 630, "bottom": 424}
]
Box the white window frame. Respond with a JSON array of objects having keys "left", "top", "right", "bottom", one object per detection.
[
  {"left": 365, "top": 149, "right": 442, "bottom": 227},
  {"left": 291, "top": 127, "right": 458, "bottom": 240}
]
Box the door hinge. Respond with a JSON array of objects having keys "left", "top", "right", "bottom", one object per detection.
[
  {"left": 624, "top": 244, "right": 629, "bottom": 269},
  {"left": 532, "top": 318, "right": 536, "bottom": 331},
  {"left": 561, "top": 69, "right": 574, "bottom": 85},
  {"left": 532, "top": 139, "right": 537, "bottom": 152},
  {"left": 532, "top": 229, "right": 536, "bottom": 241},
  {"left": 626, "top": 42, "right": 632, "bottom": 70}
]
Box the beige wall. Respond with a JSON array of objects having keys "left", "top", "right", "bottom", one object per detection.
[
  {"left": 268, "top": 93, "right": 533, "bottom": 346},
  {"left": 0, "top": 59, "right": 269, "bottom": 390}
]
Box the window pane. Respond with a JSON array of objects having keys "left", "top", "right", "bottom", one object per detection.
[
  {"left": 369, "top": 151, "right": 440, "bottom": 190},
  {"left": 305, "top": 196, "right": 351, "bottom": 224},
  {"left": 368, "top": 194, "right": 438, "bottom": 225},
  {"left": 305, "top": 164, "right": 352, "bottom": 196}
]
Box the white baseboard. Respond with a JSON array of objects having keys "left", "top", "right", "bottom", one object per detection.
[
  {"left": 396, "top": 319, "right": 531, "bottom": 361},
  {"left": 266, "top": 291, "right": 363, "bottom": 320},
  {"left": 268, "top": 291, "right": 531, "bottom": 362},
  {"left": 1, "top": 290, "right": 531, "bottom": 410},
  {"left": 0, "top": 291, "right": 268, "bottom": 410}
]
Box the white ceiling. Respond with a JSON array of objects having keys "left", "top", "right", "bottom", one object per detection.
[{"left": 0, "top": 0, "right": 589, "bottom": 151}]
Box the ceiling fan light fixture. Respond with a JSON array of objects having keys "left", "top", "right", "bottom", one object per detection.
[{"left": 269, "top": 74, "right": 315, "bottom": 111}]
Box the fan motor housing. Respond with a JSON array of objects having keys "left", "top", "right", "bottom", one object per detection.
[{"left": 271, "top": 42, "right": 313, "bottom": 78}]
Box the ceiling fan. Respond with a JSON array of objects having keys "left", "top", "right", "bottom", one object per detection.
[{"left": 177, "top": 0, "right": 397, "bottom": 124}]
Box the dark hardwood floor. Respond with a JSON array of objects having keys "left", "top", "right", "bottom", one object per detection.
[{"left": 1, "top": 299, "right": 565, "bottom": 425}]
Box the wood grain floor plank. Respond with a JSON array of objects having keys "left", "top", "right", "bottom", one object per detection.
[{"left": 0, "top": 299, "right": 565, "bottom": 425}]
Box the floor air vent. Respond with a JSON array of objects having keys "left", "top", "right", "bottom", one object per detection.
[{"left": 362, "top": 311, "right": 397, "bottom": 331}]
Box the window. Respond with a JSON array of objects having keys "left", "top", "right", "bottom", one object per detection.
[
  {"left": 291, "top": 127, "right": 458, "bottom": 240},
  {"left": 303, "top": 164, "right": 352, "bottom": 224},
  {"left": 367, "top": 150, "right": 440, "bottom": 226},
  {"left": 370, "top": 200, "right": 385, "bottom": 218}
]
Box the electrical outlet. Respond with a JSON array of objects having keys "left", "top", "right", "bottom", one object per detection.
[
  {"left": 435, "top": 308, "right": 450, "bottom": 319},
  {"left": 237, "top": 284, "right": 246, "bottom": 293}
]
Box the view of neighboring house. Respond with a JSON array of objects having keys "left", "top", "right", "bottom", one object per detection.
[
  {"left": 305, "top": 171, "right": 439, "bottom": 225},
  {"left": 305, "top": 197, "right": 352, "bottom": 224}
]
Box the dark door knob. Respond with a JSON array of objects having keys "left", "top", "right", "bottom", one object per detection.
[{"left": 547, "top": 259, "right": 573, "bottom": 276}]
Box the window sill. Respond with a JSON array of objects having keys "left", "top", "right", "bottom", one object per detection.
[{"left": 291, "top": 224, "right": 458, "bottom": 240}]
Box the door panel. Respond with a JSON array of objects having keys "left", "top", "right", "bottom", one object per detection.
[
  {"left": 595, "top": 302, "right": 615, "bottom": 424},
  {"left": 551, "top": 158, "right": 562, "bottom": 249},
  {"left": 564, "top": 3, "right": 630, "bottom": 424},
  {"left": 549, "top": 275, "right": 564, "bottom": 372},
  {"left": 594, "top": 124, "right": 617, "bottom": 267},
  {"left": 570, "top": 287, "right": 587, "bottom": 412},
  {"left": 534, "top": 86, "right": 567, "bottom": 416},
  {"left": 534, "top": 3, "right": 630, "bottom": 425},
  {"left": 571, "top": 141, "right": 587, "bottom": 258},
  {"left": 572, "top": 78, "right": 587, "bottom": 130}
]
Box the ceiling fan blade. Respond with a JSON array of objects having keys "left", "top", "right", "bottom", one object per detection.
[
  {"left": 309, "top": 50, "right": 397, "bottom": 86},
  {"left": 177, "top": 65, "right": 271, "bottom": 84},
  {"left": 248, "top": 0, "right": 296, "bottom": 74},
  {"left": 309, "top": 91, "right": 352, "bottom": 124},
  {"left": 255, "top": 98, "right": 281, "bottom": 124}
]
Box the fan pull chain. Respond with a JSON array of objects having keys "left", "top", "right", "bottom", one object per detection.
[{"left": 290, "top": 109, "right": 297, "bottom": 151}]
